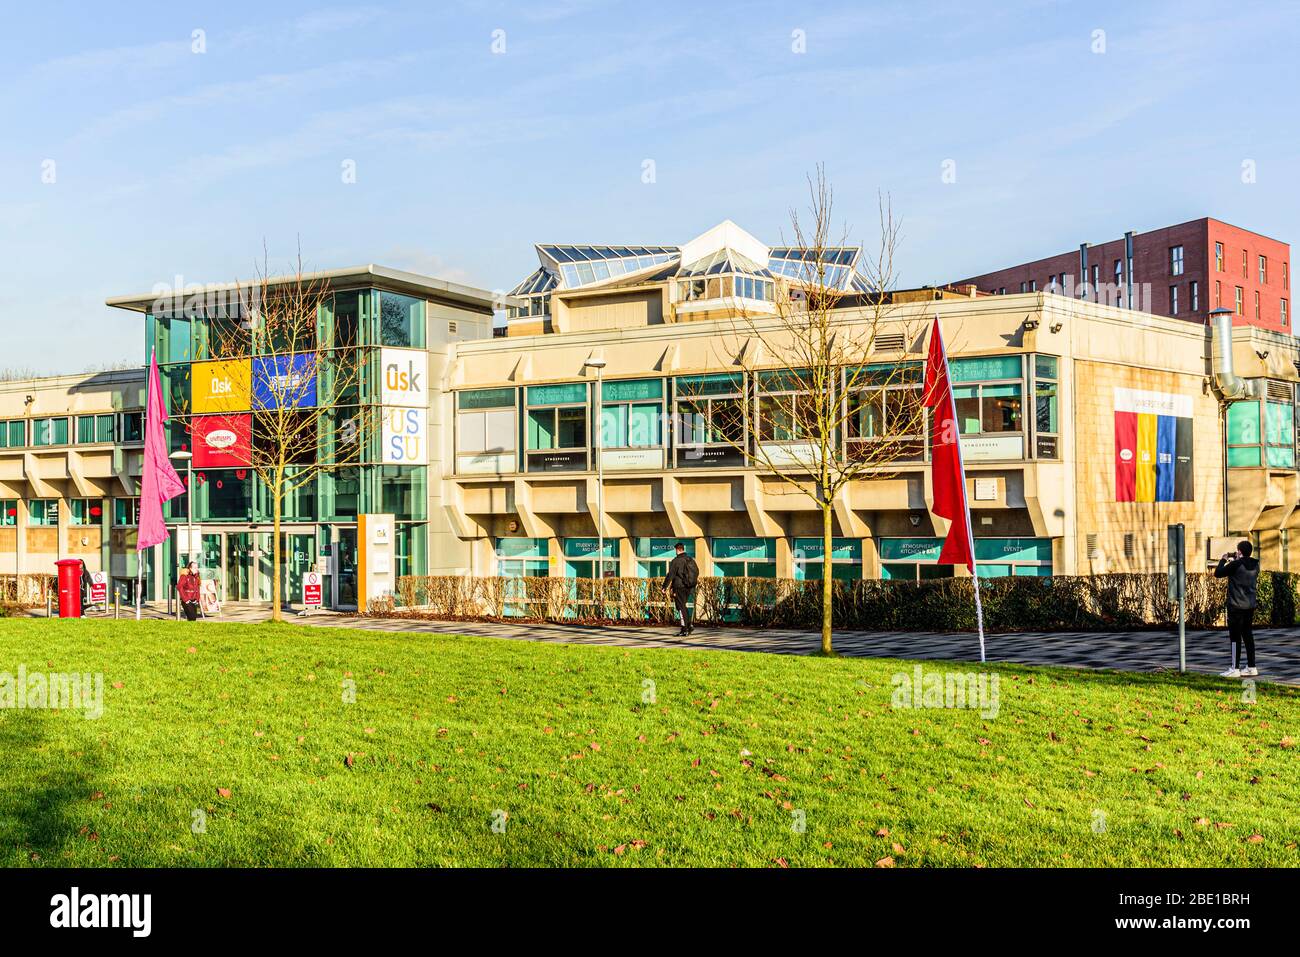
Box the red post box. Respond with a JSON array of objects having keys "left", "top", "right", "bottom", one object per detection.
[{"left": 55, "top": 559, "right": 85, "bottom": 618}]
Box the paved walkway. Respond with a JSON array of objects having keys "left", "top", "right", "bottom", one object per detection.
[{"left": 34, "top": 605, "right": 1300, "bottom": 685}]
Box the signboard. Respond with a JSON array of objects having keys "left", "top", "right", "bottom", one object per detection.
[
  {"left": 599, "top": 448, "right": 664, "bottom": 471},
  {"left": 959, "top": 435, "right": 1024, "bottom": 461},
  {"left": 793, "top": 537, "right": 861, "bottom": 562},
  {"left": 458, "top": 451, "right": 516, "bottom": 475},
  {"left": 757, "top": 441, "right": 819, "bottom": 468},
  {"left": 711, "top": 537, "right": 775, "bottom": 561},
  {"left": 192, "top": 413, "right": 252, "bottom": 468},
  {"left": 174, "top": 526, "right": 200, "bottom": 555},
  {"left": 358, "top": 514, "right": 396, "bottom": 614},
  {"left": 381, "top": 406, "right": 427, "bottom": 464},
  {"left": 303, "top": 571, "right": 323, "bottom": 609},
  {"left": 1167, "top": 524, "right": 1186, "bottom": 601},
  {"left": 526, "top": 450, "right": 587, "bottom": 472},
  {"left": 252, "top": 354, "right": 318, "bottom": 409},
  {"left": 1114, "top": 388, "right": 1194, "bottom": 502},
  {"left": 974, "top": 477, "right": 999, "bottom": 501},
  {"left": 562, "top": 538, "right": 619, "bottom": 559},
  {"left": 381, "top": 348, "right": 429, "bottom": 407},
  {"left": 88, "top": 570, "right": 108, "bottom": 605},
  {"left": 878, "top": 538, "right": 943, "bottom": 562},
  {"left": 192, "top": 359, "right": 251, "bottom": 413},
  {"left": 676, "top": 445, "right": 746, "bottom": 468}
]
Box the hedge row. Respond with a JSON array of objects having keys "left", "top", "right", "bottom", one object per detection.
[{"left": 384, "top": 571, "right": 1300, "bottom": 632}]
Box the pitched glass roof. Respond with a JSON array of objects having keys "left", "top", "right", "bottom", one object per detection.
[
  {"left": 509, "top": 267, "right": 559, "bottom": 297},
  {"left": 768, "top": 246, "right": 861, "bottom": 289},
  {"left": 677, "top": 248, "right": 773, "bottom": 278}
]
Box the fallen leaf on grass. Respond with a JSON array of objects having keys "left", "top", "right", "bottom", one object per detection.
[
  {"left": 217, "top": 787, "right": 232, "bottom": 798},
  {"left": 1246, "top": 834, "right": 1264, "bottom": 844},
  {"left": 875, "top": 856, "right": 895, "bottom": 868}
]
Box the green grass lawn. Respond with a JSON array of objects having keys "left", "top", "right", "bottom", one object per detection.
[{"left": 1, "top": 618, "right": 1298, "bottom": 867}]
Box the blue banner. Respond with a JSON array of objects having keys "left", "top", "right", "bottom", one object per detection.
[{"left": 252, "top": 354, "right": 318, "bottom": 409}]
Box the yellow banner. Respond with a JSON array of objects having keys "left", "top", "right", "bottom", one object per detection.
[
  {"left": 1135, "top": 412, "right": 1157, "bottom": 503},
  {"left": 192, "top": 359, "right": 251, "bottom": 413}
]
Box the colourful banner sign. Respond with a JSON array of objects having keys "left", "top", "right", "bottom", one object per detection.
[
  {"left": 252, "top": 354, "right": 317, "bottom": 409},
  {"left": 1114, "top": 388, "right": 1193, "bottom": 502},
  {"left": 381, "top": 407, "right": 427, "bottom": 464},
  {"left": 192, "top": 413, "right": 252, "bottom": 468},
  {"left": 192, "top": 359, "right": 251, "bottom": 414}
]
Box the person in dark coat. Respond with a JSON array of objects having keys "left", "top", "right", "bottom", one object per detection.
[
  {"left": 663, "top": 543, "right": 699, "bottom": 636},
  {"left": 176, "top": 561, "right": 202, "bottom": 622},
  {"left": 1214, "top": 540, "right": 1260, "bottom": 678}
]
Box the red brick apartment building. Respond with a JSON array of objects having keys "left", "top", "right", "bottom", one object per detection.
[{"left": 953, "top": 218, "right": 1291, "bottom": 333}]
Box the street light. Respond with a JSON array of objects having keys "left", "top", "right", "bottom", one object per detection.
[
  {"left": 169, "top": 450, "right": 195, "bottom": 569},
  {"left": 583, "top": 358, "right": 607, "bottom": 583}
]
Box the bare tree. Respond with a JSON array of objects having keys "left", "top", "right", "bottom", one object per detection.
[
  {"left": 703, "top": 169, "right": 921, "bottom": 654},
  {"left": 208, "top": 253, "right": 375, "bottom": 621}
]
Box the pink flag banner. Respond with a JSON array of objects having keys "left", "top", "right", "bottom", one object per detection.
[{"left": 137, "top": 349, "right": 186, "bottom": 552}]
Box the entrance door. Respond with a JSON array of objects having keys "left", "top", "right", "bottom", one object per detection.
[
  {"left": 283, "top": 532, "right": 316, "bottom": 609},
  {"left": 335, "top": 527, "right": 358, "bottom": 610},
  {"left": 224, "top": 532, "right": 252, "bottom": 602}
]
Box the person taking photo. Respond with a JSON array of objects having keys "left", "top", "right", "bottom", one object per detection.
[{"left": 1214, "top": 540, "right": 1259, "bottom": 678}]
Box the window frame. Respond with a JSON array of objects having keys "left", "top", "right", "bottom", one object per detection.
[
  {"left": 524, "top": 383, "right": 590, "bottom": 472},
  {"left": 843, "top": 362, "right": 925, "bottom": 463}
]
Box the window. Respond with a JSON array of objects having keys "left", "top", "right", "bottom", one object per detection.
[
  {"left": 379, "top": 465, "right": 427, "bottom": 521},
  {"left": 600, "top": 379, "right": 663, "bottom": 450},
  {"left": 757, "top": 370, "right": 816, "bottom": 443},
  {"left": 28, "top": 500, "right": 57, "bottom": 526},
  {"left": 711, "top": 538, "right": 777, "bottom": 579},
  {"left": 1236, "top": 286, "right": 1244, "bottom": 315},
  {"left": 1215, "top": 242, "right": 1224, "bottom": 271},
  {"left": 879, "top": 538, "right": 954, "bottom": 581},
  {"left": 1265, "top": 399, "right": 1295, "bottom": 468},
  {"left": 845, "top": 363, "right": 924, "bottom": 461},
  {"left": 634, "top": 538, "right": 694, "bottom": 579},
  {"left": 1260, "top": 255, "right": 1268, "bottom": 284},
  {"left": 1225, "top": 395, "right": 1297, "bottom": 468},
  {"left": 1029, "top": 279, "right": 1037, "bottom": 292},
  {"left": 973, "top": 538, "right": 1053, "bottom": 578},
  {"left": 675, "top": 374, "right": 746, "bottom": 467},
  {"left": 113, "top": 498, "right": 140, "bottom": 527},
  {"left": 1242, "top": 249, "right": 1248, "bottom": 278},
  {"left": 1190, "top": 280, "right": 1199, "bottom": 312},
  {"left": 1255, "top": 291, "right": 1261, "bottom": 320},
  {"left": 456, "top": 388, "right": 517, "bottom": 473},
  {"left": 69, "top": 498, "right": 102, "bottom": 526},
  {"left": 950, "top": 356, "right": 1024, "bottom": 437},
  {"left": 31, "top": 417, "right": 69, "bottom": 447},
  {"left": 525, "top": 383, "right": 588, "bottom": 471},
  {"left": 120, "top": 411, "right": 144, "bottom": 442},
  {"left": 1170, "top": 245, "right": 1184, "bottom": 276},
  {"left": 1283, "top": 299, "right": 1290, "bottom": 327},
  {"left": 1091, "top": 264, "right": 1100, "bottom": 298},
  {"left": 792, "top": 538, "right": 862, "bottom": 582},
  {"left": 75, "top": 414, "right": 115, "bottom": 444},
  {"left": 561, "top": 537, "right": 619, "bottom": 580},
  {"left": 1216, "top": 281, "right": 1222, "bottom": 307},
  {"left": 0, "top": 420, "right": 24, "bottom": 448},
  {"left": 378, "top": 292, "right": 426, "bottom": 348},
  {"left": 1033, "top": 355, "right": 1060, "bottom": 459},
  {"left": 0, "top": 499, "right": 16, "bottom": 526},
  {"left": 1019, "top": 281, "right": 1027, "bottom": 293},
  {"left": 1169, "top": 285, "right": 1179, "bottom": 315},
  {"left": 1284, "top": 262, "right": 1290, "bottom": 291}
]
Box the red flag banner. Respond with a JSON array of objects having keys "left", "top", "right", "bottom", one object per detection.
[{"left": 922, "top": 317, "right": 975, "bottom": 573}]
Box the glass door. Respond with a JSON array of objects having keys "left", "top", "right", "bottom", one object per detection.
[
  {"left": 335, "top": 527, "right": 358, "bottom": 610},
  {"left": 224, "top": 532, "right": 251, "bottom": 602},
  {"left": 282, "top": 531, "right": 316, "bottom": 609}
]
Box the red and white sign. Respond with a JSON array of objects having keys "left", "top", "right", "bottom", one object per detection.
[
  {"left": 303, "top": 571, "right": 323, "bottom": 609},
  {"left": 192, "top": 413, "right": 252, "bottom": 469},
  {"left": 89, "top": 571, "right": 108, "bottom": 605}
]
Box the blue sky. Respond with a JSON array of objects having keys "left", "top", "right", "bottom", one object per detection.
[{"left": 2, "top": 0, "right": 1297, "bottom": 373}]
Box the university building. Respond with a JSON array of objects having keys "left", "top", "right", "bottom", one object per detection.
[{"left": 2, "top": 220, "right": 1299, "bottom": 606}]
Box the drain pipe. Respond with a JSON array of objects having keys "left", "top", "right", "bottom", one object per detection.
[{"left": 1209, "top": 306, "right": 1259, "bottom": 536}]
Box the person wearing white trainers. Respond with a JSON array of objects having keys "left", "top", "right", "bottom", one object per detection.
[{"left": 1214, "top": 540, "right": 1259, "bottom": 679}]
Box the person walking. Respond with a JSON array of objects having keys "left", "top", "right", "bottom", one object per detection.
[
  {"left": 176, "top": 561, "right": 202, "bottom": 622},
  {"left": 1214, "top": 540, "right": 1259, "bottom": 678},
  {"left": 663, "top": 543, "right": 699, "bottom": 636}
]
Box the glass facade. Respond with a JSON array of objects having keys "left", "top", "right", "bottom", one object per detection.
[{"left": 140, "top": 284, "right": 434, "bottom": 601}]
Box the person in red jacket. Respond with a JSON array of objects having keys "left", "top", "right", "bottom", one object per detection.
[{"left": 176, "top": 561, "right": 202, "bottom": 621}]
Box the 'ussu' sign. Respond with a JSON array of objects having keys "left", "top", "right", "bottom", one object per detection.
[{"left": 382, "top": 407, "right": 427, "bottom": 464}]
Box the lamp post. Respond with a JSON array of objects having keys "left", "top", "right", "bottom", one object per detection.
[
  {"left": 169, "top": 450, "right": 195, "bottom": 568},
  {"left": 584, "top": 358, "right": 607, "bottom": 582}
]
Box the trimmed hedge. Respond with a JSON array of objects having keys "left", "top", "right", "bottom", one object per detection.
[{"left": 385, "top": 571, "right": 1300, "bottom": 632}]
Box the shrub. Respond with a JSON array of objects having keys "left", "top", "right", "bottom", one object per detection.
[{"left": 380, "top": 571, "right": 1297, "bottom": 633}]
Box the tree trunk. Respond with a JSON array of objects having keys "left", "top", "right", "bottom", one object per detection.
[
  {"left": 271, "top": 474, "right": 283, "bottom": 623},
  {"left": 821, "top": 502, "right": 833, "bottom": 655}
]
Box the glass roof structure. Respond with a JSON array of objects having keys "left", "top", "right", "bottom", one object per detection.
[
  {"left": 505, "top": 226, "right": 874, "bottom": 315},
  {"left": 677, "top": 248, "right": 773, "bottom": 278}
]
